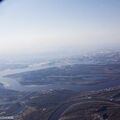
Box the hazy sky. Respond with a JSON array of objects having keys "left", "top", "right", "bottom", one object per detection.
[{"left": 0, "top": 0, "right": 120, "bottom": 56}]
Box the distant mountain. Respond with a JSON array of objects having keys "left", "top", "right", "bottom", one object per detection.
[
  {"left": 54, "top": 50, "right": 120, "bottom": 65},
  {"left": 27, "top": 50, "right": 120, "bottom": 70},
  {"left": 92, "top": 50, "right": 120, "bottom": 64}
]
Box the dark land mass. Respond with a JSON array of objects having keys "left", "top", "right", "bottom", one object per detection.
[{"left": 13, "top": 86, "right": 120, "bottom": 120}]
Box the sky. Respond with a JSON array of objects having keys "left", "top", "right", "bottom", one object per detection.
[{"left": 0, "top": 0, "right": 120, "bottom": 56}]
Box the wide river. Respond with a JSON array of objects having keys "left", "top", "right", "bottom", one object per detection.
[{"left": 0, "top": 66, "right": 120, "bottom": 92}]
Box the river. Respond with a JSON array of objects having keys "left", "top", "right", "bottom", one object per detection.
[{"left": 0, "top": 66, "right": 120, "bottom": 92}]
